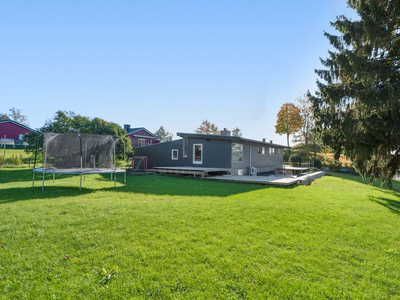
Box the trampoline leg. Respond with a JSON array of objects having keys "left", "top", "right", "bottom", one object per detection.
[
  {"left": 32, "top": 170, "right": 35, "bottom": 187},
  {"left": 80, "top": 174, "right": 82, "bottom": 191},
  {"left": 114, "top": 173, "right": 116, "bottom": 187},
  {"left": 42, "top": 173, "right": 45, "bottom": 192},
  {"left": 53, "top": 173, "right": 55, "bottom": 183},
  {"left": 111, "top": 173, "right": 112, "bottom": 181},
  {"left": 124, "top": 171, "right": 126, "bottom": 184}
]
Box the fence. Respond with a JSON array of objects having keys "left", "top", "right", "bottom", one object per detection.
[{"left": 283, "top": 161, "right": 315, "bottom": 168}]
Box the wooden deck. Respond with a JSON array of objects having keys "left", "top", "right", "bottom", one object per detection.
[
  {"left": 153, "top": 167, "right": 230, "bottom": 178},
  {"left": 208, "top": 171, "right": 326, "bottom": 186}
]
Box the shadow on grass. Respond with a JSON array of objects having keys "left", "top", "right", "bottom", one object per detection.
[
  {"left": 0, "top": 168, "right": 36, "bottom": 183},
  {"left": 0, "top": 170, "right": 298, "bottom": 204},
  {"left": 111, "top": 173, "right": 295, "bottom": 197},
  {"left": 370, "top": 197, "right": 400, "bottom": 215},
  {"left": 327, "top": 172, "right": 400, "bottom": 193},
  {"left": 0, "top": 187, "right": 95, "bottom": 204},
  {"left": 327, "top": 173, "right": 400, "bottom": 216}
]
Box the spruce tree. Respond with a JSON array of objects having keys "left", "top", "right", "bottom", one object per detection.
[{"left": 311, "top": 0, "right": 400, "bottom": 188}]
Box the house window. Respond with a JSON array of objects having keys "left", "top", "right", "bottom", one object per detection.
[
  {"left": 277, "top": 148, "right": 281, "bottom": 154},
  {"left": 183, "top": 137, "right": 188, "bottom": 158},
  {"left": 19, "top": 134, "right": 24, "bottom": 140},
  {"left": 232, "top": 143, "right": 243, "bottom": 162},
  {"left": 172, "top": 149, "right": 178, "bottom": 160},
  {"left": 138, "top": 139, "right": 145, "bottom": 147},
  {"left": 269, "top": 147, "right": 275, "bottom": 155},
  {"left": 258, "top": 146, "right": 265, "bottom": 155},
  {"left": 193, "top": 144, "right": 203, "bottom": 164}
]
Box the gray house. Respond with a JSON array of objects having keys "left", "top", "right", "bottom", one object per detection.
[{"left": 133, "top": 130, "right": 286, "bottom": 175}]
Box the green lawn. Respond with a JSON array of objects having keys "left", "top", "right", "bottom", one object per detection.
[{"left": 1, "top": 169, "right": 400, "bottom": 299}]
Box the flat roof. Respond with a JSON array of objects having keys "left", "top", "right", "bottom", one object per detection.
[{"left": 177, "top": 132, "right": 287, "bottom": 148}]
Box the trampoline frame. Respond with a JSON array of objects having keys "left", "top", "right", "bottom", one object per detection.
[{"left": 32, "top": 132, "right": 127, "bottom": 191}]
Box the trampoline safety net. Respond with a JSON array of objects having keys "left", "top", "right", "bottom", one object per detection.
[{"left": 43, "top": 132, "right": 119, "bottom": 170}]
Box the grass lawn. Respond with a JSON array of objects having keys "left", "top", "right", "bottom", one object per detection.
[{"left": 1, "top": 169, "right": 400, "bottom": 299}]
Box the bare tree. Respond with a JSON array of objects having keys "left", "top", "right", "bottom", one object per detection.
[{"left": 8, "top": 108, "right": 29, "bottom": 126}]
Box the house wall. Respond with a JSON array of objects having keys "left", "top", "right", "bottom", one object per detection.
[
  {"left": 133, "top": 137, "right": 284, "bottom": 173},
  {"left": 182, "top": 137, "right": 232, "bottom": 168},
  {"left": 133, "top": 140, "right": 183, "bottom": 169},
  {"left": 128, "top": 129, "right": 160, "bottom": 148},
  {"left": 0, "top": 122, "right": 30, "bottom": 140},
  {"left": 230, "top": 143, "right": 284, "bottom": 175},
  {"left": 132, "top": 137, "right": 232, "bottom": 169}
]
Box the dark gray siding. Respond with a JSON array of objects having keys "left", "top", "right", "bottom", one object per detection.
[
  {"left": 183, "top": 137, "right": 232, "bottom": 168},
  {"left": 133, "top": 137, "right": 284, "bottom": 173},
  {"left": 230, "top": 143, "right": 284, "bottom": 175},
  {"left": 133, "top": 140, "right": 183, "bottom": 169}
]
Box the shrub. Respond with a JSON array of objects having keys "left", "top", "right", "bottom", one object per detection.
[
  {"left": 289, "top": 154, "right": 302, "bottom": 163},
  {"left": 0, "top": 155, "right": 6, "bottom": 166},
  {"left": 283, "top": 149, "right": 291, "bottom": 161},
  {"left": 314, "top": 159, "right": 322, "bottom": 169}
]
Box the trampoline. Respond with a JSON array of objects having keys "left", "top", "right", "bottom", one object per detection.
[{"left": 33, "top": 132, "right": 126, "bottom": 191}]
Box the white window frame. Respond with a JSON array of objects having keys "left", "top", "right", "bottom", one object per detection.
[
  {"left": 183, "top": 137, "right": 188, "bottom": 158},
  {"left": 232, "top": 143, "right": 243, "bottom": 163},
  {"left": 258, "top": 146, "right": 266, "bottom": 155},
  {"left": 171, "top": 149, "right": 178, "bottom": 160},
  {"left": 269, "top": 147, "right": 275, "bottom": 155},
  {"left": 193, "top": 144, "right": 203, "bottom": 164},
  {"left": 138, "top": 138, "right": 145, "bottom": 147}
]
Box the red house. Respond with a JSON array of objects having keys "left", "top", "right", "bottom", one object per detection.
[
  {"left": 124, "top": 125, "right": 160, "bottom": 148},
  {"left": 0, "top": 119, "right": 35, "bottom": 141}
]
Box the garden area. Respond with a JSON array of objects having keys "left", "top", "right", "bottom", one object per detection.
[{"left": 1, "top": 163, "right": 400, "bottom": 299}]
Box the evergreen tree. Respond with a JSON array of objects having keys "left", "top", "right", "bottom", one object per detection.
[
  {"left": 310, "top": 0, "right": 400, "bottom": 187},
  {"left": 275, "top": 103, "right": 302, "bottom": 147},
  {"left": 155, "top": 125, "right": 173, "bottom": 142}
]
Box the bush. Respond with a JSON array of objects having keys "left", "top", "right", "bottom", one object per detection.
[
  {"left": 10, "top": 154, "right": 23, "bottom": 166},
  {"left": 0, "top": 155, "right": 6, "bottom": 166},
  {"left": 323, "top": 158, "right": 342, "bottom": 172},
  {"left": 283, "top": 149, "right": 291, "bottom": 161},
  {"left": 314, "top": 159, "right": 322, "bottom": 169},
  {"left": 289, "top": 154, "right": 302, "bottom": 163}
]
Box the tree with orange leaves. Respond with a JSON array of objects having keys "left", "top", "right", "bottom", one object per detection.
[{"left": 275, "top": 103, "right": 302, "bottom": 147}]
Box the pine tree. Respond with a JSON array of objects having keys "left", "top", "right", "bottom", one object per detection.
[
  {"left": 275, "top": 103, "right": 302, "bottom": 147},
  {"left": 155, "top": 125, "right": 173, "bottom": 142},
  {"left": 311, "top": 0, "right": 400, "bottom": 187}
]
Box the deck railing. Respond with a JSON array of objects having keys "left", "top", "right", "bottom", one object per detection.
[{"left": 283, "top": 161, "right": 315, "bottom": 168}]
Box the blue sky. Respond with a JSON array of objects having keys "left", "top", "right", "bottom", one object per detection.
[{"left": 0, "top": 0, "right": 356, "bottom": 146}]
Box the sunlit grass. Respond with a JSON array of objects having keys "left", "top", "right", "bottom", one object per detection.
[{"left": 1, "top": 170, "right": 400, "bottom": 299}]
